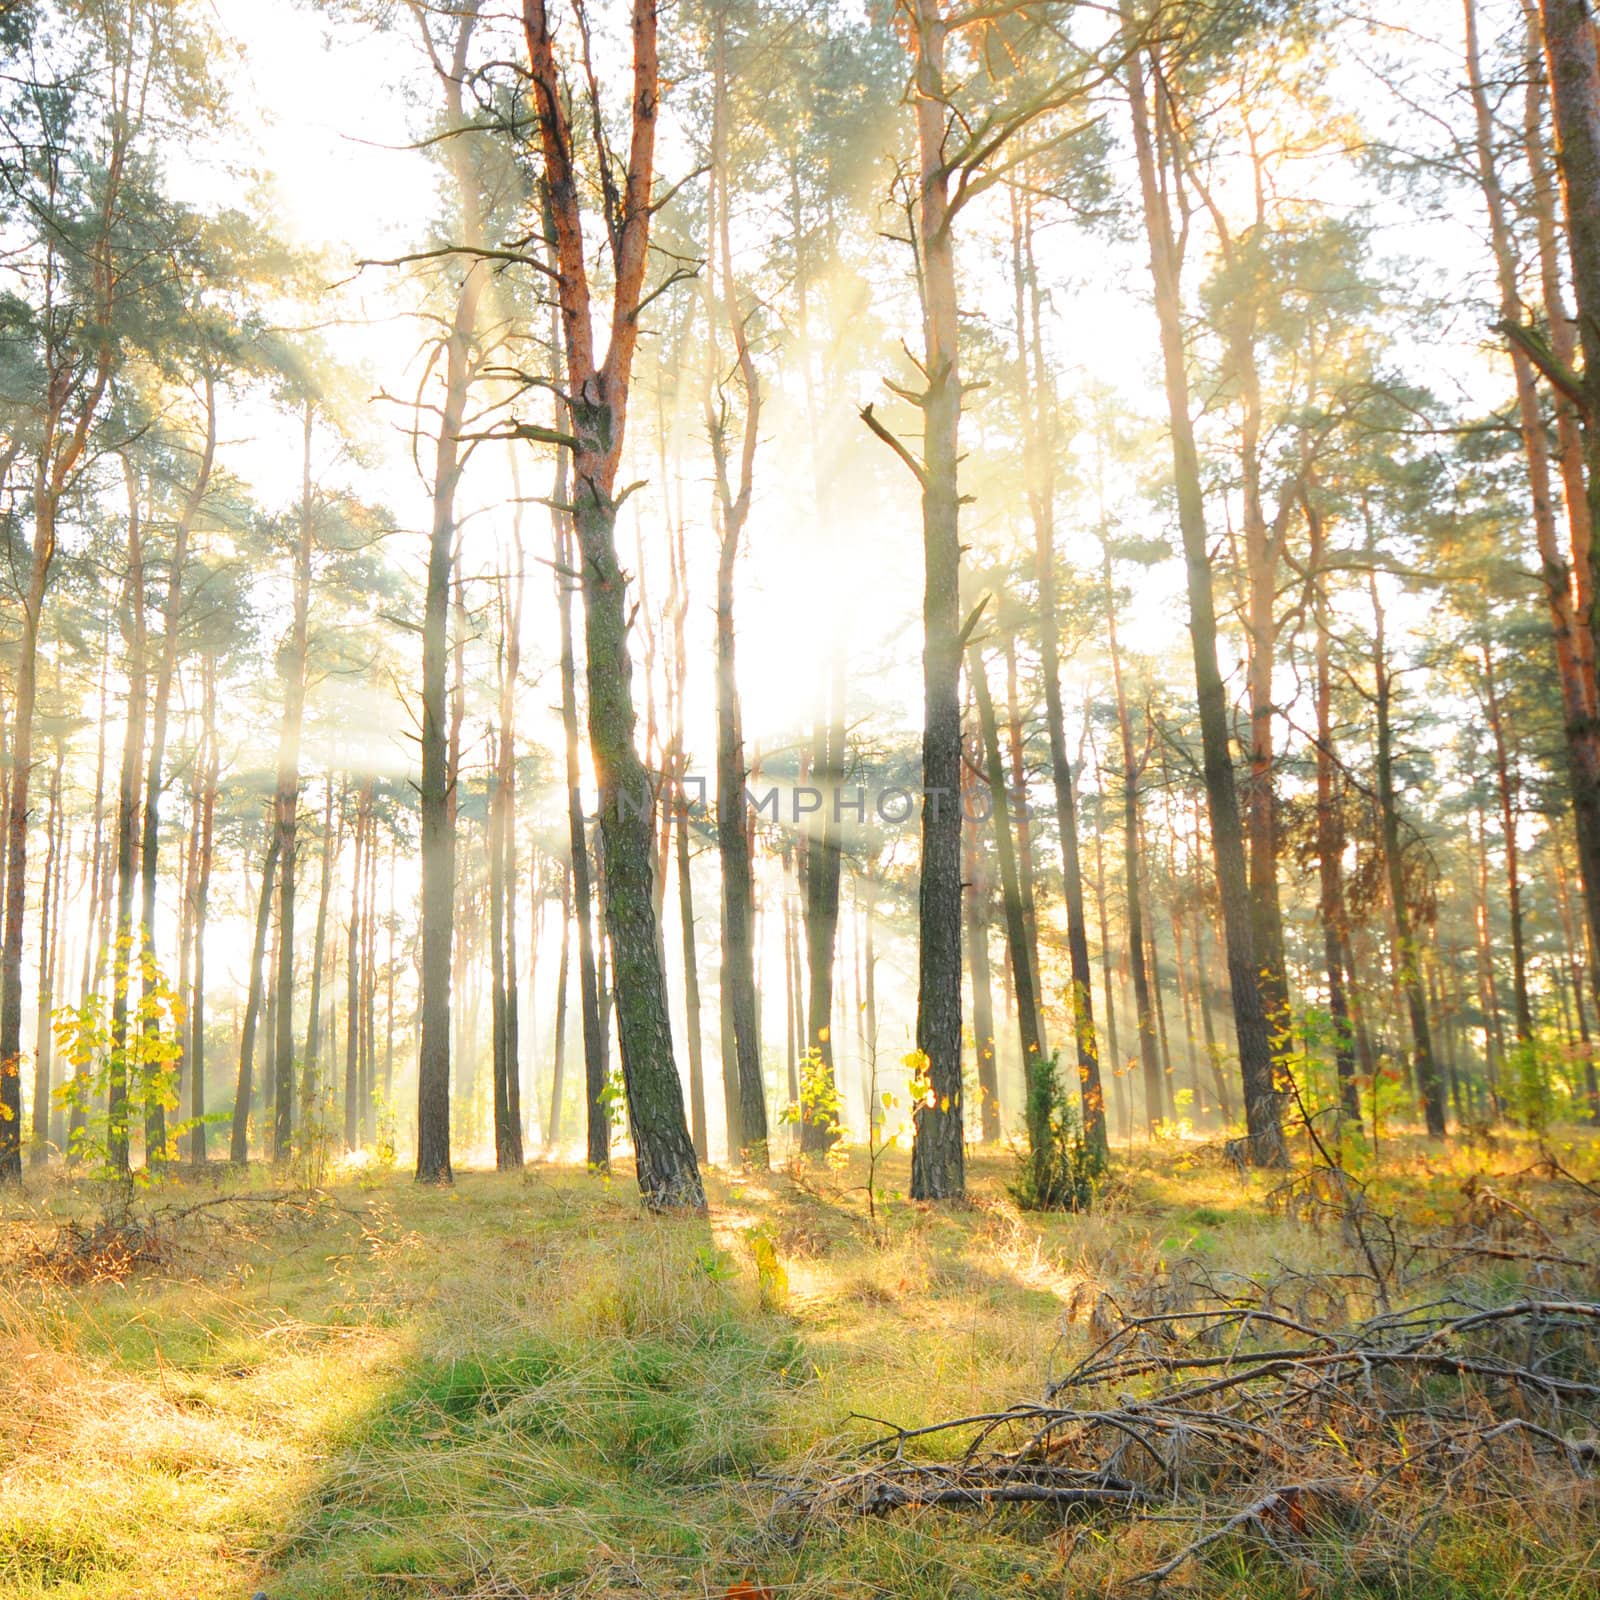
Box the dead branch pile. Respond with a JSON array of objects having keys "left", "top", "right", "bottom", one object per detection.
[
  {"left": 19, "top": 1205, "right": 175, "bottom": 1284},
  {"left": 17, "top": 1188, "right": 360, "bottom": 1285},
  {"left": 775, "top": 1283, "right": 1600, "bottom": 1584}
]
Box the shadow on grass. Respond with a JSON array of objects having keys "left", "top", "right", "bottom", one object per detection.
[{"left": 254, "top": 1164, "right": 806, "bottom": 1600}]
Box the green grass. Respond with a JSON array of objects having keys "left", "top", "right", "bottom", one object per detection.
[{"left": 2, "top": 1133, "right": 1598, "bottom": 1599}]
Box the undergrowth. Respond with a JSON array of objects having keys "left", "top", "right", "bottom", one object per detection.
[{"left": 0, "top": 1131, "right": 1595, "bottom": 1599}]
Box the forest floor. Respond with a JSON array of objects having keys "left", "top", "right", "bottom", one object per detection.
[{"left": 2, "top": 1130, "right": 1599, "bottom": 1600}]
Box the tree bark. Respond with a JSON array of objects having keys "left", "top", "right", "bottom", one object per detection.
[
  {"left": 962, "top": 749, "right": 1001, "bottom": 1142},
  {"left": 304, "top": 781, "right": 338, "bottom": 1127},
  {"left": 491, "top": 557, "right": 526, "bottom": 1170},
  {"left": 108, "top": 464, "right": 149, "bottom": 1177},
  {"left": 1104, "top": 549, "right": 1163, "bottom": 1132},
  {"left": 549, "top": 865, "right": 571, "bottom": 1144},
  {"left": 1307, "top": 496, "right": 1361, "bottom": 1127},
  {"left": 524, "top": 0, "right": 702, "bottom": 1208},
  {"left": 1369, "top": 575, "right": 1448, "bottom": 1137},
  {"left": 905, "top": 0, "right": 967, "bottom": 1201},
  {"left": 1121, "top": 4, "right": 1285, "bottom": 1163},
  {"left": 971, "top": 647, "right": 1047, "bottom": 1169},
  {"left": 139, "top": 374, "right": 215, "bottom": 1170},
  {"left": 229, "top": 829, "right": 281, "bottom": 1165},
  {"left": 191, "top": 656, "right": 218, "bottom": 1165},
  {"left": 271, "top": 403, "right": 316, "bottom": 1165},
  {"left": 28, "top": 731, "right": 63, "bottom": 1163},
  {"left": 551, "top": 444, "right": 608, "bottom": 1169},
  {"left": 345, "top": 784, "right": 370, "bottom": 1150},
  {"left": 705, "top": 31, "right": 767, "bottom": 1164}
]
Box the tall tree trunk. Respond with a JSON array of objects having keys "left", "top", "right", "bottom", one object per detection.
[
  {"left": 549, "top": 865, "right": 571, "bottom": 1144},
  {"left": 229, "top": 830, "right": 281, "bottom": 1165},
  {"left": 1121, "top": 5, "right": 1284, "bottom": 1163},
  {"left": 1003, "top": 630, "right": 1044, "bottom": 1046},
  {"left": 0, "top": 293, "right": 114, "bottom": 1184},
  {"left": 1104, "top": 551, "right": 1163, "bottom": 1132},
  {"left": 77, "top": 628, "right": 111, "bottom": 1014},
  {"left": 675, "top": 811, "right": 708, "bottom": 1161},
  {"left": 345, "top": 784, "right": 368, "bottom": 1151},
  {"left": 491, "top": 555, "right": 526, "bottom": 1170},
  {"left": 1470, "top": 0, "right": 1600, "bottom": 1058},
  {"left": 191, "top": 657, "right": 218, "bottom": 1165},
  {"left": 108, "top": 464, "right": 149, "bottom": 1177},
  {"left": 385, "top": 841, "right": 397, "bottom": 1116},
  {"left": 361, "top": 829, "right": 378, "bottom": 1148},
  {"left": 1472, "top": 807, "right": 1506, "bottom": 1112},
  {"left": 782, "top": 854, "right": 800, "bottom": 1121},
  {"left": 903, "top": 0, "right": 966, "bottom": 1201},
  {"left": 1554, "top": 834, "right": 1600, "bottom": 1117},
  {"left": 138, "top": 374, "right": 214, "bottom": 1170},
  {"left": 1307, "top": 499, "right": 1361, "bottom": 1127},
  {"left": 271, "top": 405, "right": 316, "bottom": 1164},
  {"left": 304, "top": 782, "right": 339, "bottom": 1130},
  {"left": 29, "top": 730, "right": 63, "bottom": 1163},
  {"left": 415, "top": 275, "right": 480, "bottom": 1185},
  {"left": 1536, "top": 0, "right": 1600, "bottom": 565},
  {"left": 1089, "top": 730, "right": 1122, "bottom": 1090},
  {"left": 1370, "top": 576, "right": 1448, "bottom": 1137},
  {"left": 552, "top": 444, "right": 607, "bottom": 1170},
  {"left": 962, "top": 748, "right": 1002, "bottom": 1141},
  {"left": 1481, "top": 645, "right": 1535, "bottom": 1041},
  {"left": 971, "top": 647, "right": 1047, "bottom": 1170},
  {"left": 801, "top": 701, "right": 844, "bottom": 1156},
  {"left": 705, "top": 38, "right": 767, "bottom": 1164},
  {"left": 410, "top": 0, "right": 493, "bottom": 1184},
  {"left": 1028, "top": 375, "right": 1108, "bottom": 1155},
  {"left": 666, "top": 470, "right": 708, "bottom": 1163},
  {"left": 174, "top": 744, "right": 200, "bottom": 1161},
  {"left": 1193, "top": 892, "right": 1233, "bottom": 1124},
  {"left": 525, "top": 0, "right": 703, "bottom": 1208}
]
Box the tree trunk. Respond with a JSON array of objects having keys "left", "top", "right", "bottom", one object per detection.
[
  {"left": 304, "top": 782, "right": 338, "bottom": 1130},
  {"left": 1104, "top": 550, "right": 1163, "bottom": 1132},
  {"left": 905, "top": 0, "right": 966, "bottom": 1201},
  {"left": 675, "top": 811, "right": 708, "bottom": 1161},
  {"left": 270, "top": 404, "right": 315, "bottom": 1163},
  {"left": 971, "top": 647, "right": 1047, "bottom": 1171},
  {"left": 173, "top": 745, "right": 200, "bottom": 1162},
  {"left": 108, "top": 464, "right": 149, "bottom": 1177},
  {"left": 1370, "top": 576, "right": 1448, "bottom": 1137},
  {"left": 229, "top": 830, "right": 281, "bottom": 1165},
  {"left": 1481, "top": 645, "right": 1534, "bottom": 1041},
  {"left": 344, "top": 784, "right": 368, "bottom": 1150},
  {"left": 552, "top": 450, "right": 608, "bottom": 1170},
  {"left": 524, "top": 0, "right": 702, "bottom": 1208},
  {"left": 1121, "top": 6, "right": 1284, "bottom": 1163},
  {"left": 1307, "top": 498, "right": 1361, "bottom": 1127},
  {"left": 1029, "top": 420, "right": 1108, "bottom": 1154},
  {"left": 549, "top": 865, "right": 571, "bottom": 1145},
  {"left": 1002, "top": 633, "right": 1044, "bottom": 1032},
  {"left": 28, "top": 732, "right": 63, "bottom": 1163},
  {"left": 802, "top": 704, "right": 844, "bottom": 1156},
  {"left": 191, "top": 657, "right": 218, "bottom": 1165},
  {"left": 702, "top": 21, "right": 767, "bottom": 1166},
  {"left": 415, "top": 272, "right": 481, "bottom": 1184},
  {"left": 491, "top": 556, "right": 526, "bottom": 1170},
  {"left": 962, "top": 750, "right": 1002, "bottom": 1142},
  {"left": 1470, "top": 0, "right": 1600, "bottom": 1060},
  {"left": 138, "top": 375, "right": 214, "bottom": 1170}
]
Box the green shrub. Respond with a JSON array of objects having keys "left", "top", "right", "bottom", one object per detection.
[{"left": 1009, "top": 1051, "right": 1103, "bottom": 1212}]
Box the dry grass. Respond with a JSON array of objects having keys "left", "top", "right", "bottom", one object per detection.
[{"left": 1, "top": 1130, "right": 1597, "bottom": 1599}]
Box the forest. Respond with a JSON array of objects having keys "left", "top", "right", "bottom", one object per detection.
[{"left": 2, "top": 0, "right": 1600, "bottom": 1596}]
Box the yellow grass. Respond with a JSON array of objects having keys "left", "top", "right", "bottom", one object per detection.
[{"left": 1, "top": 1131, "right": 1597, "bottom": 1599}]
